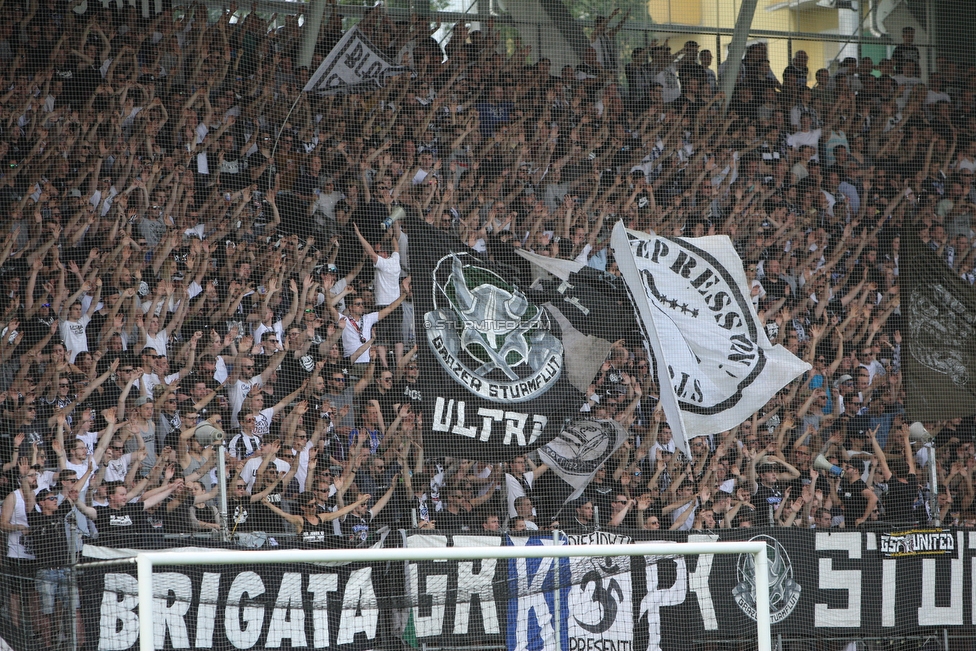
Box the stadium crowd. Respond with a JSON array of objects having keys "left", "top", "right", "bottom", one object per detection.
[{"left": 0, "top": 0, "right": 974, "bottom": 637}]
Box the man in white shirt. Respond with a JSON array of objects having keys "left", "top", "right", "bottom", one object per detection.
[
  {"left": 352, "top": 223, "right": 405, "bottom": 367},
  {"left": 226, "top": 345, "right": 286, "bottom": 428},
  {"left": 60, "top": 281, "right": 102, "bottom": 363},
  {"left": 239, "top": 438, "right": 292, "bottom": 492}
]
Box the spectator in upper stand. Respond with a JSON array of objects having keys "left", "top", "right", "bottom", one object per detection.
[
  {"left": 834, "top": 456, "right": 878, "bottom": 527},
  {"left": 784, "top": 50, "right": 809, "bottom": 88},
  {"left": 892, "top": 26, "right": 920, "bottom": 74},
  {"left": 505, "top": 455, "right": 548, "bottom": 519},
  {"left": 352, "top": 223, "right": 404, "bottom": 367},
  {"left": 475, "top": 84, "right": 514, "bottom": 138},
  {"left": 331, "top": 275, "right": 407, "bottom": 370},
  {"left": 588, "top": 8, "right": 629, "bottom": 74}
]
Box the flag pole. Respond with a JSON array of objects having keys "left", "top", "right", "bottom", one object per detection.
[{"left": 271, "top": 92, "right": 306, "bottom": 161}]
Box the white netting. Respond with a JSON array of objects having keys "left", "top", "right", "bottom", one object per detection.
[{"left": 0, "top": 0, "right": 973, "bottom": 650}]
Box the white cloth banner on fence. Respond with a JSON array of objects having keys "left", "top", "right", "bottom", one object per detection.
[
  {"left": 565, "top": 531, "right": 634, "bottom": 651},
  {"left": 610, "top": 222, "right": 810, "bottom": 456},
  {"left": 304, "top": 27, "right": 412, "bottom": 95}
]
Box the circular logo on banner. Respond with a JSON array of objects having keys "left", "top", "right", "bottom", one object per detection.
[
  {"left": 424, "top": 253, "right": 563, "bottom": 403},
  {"left": 538, "top": 419, "right": 625, "bottom": 477},
  {"left": 732, "top": 534, "right": 801, "bottom": 624},
  {"left": 625, "top": 233, "right": 767, "bottom": 415},
  {"left": 907, "top": 287, "right": 973, "bottom": 386}
]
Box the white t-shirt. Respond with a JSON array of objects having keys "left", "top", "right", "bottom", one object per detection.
[
  {"left": 228, "top": 375, "right": 263, "bottom": 428},
  {"left": 76, "top": 431, "right": 99, "bottom": 456},
  {"left": 144, "top": 329, "right": 169, "bottom": 358},
  {"left": 293, "top": 442, "right": 313, "bottom": 493},
  {"left": 143, "top": 371, "right": 181, "bottom": 397},
  {"left": 251, "top": 407, "right": 276, "bottom": 439},
  {"left": 240, "top": 456, "right": 291, "bottom": 491},
  {"left": 373, "top": 253, "right": 402, "bottom": 305},
  {"left": 61, "top": 315, "right": 92, "bottom": 362},
  {"left": 505, "top": 471, "right": 538, "bottom": 518},
  {"left": 104, "top": 454, "right": 133, "bottom": 482},
  {"left": 252, "top": 321, "right": 284, "bottom": 345},
  {"left": 64, "top": 458, "right": 96, "bottom": 494},
  {"left": 339, "top": 312, "right": 380, "bottom": 363}
]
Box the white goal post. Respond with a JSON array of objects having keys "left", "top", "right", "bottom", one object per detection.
[{"left": 134, "top": 540, "right": 771, "bottom": 651}]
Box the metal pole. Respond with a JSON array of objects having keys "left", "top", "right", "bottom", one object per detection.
[
  {"left": 927, "top": 442, "right": 940, "bottom": 526},
  {"left": 297, "top": 0, "right": 328, "bottom": 69},
  {"left": 69, "top": 517, "right": 79, "bottom": 651},
  {"left": 719, "top": 0, "right": 760, "bottom": 113},
  {"left": 552, "top": 529, "right": 562, "bottom": 651},
  {"left": 217, "top": 442, "right": 230, "bottom": 542},
  {"left": 134, "top": 540, "right": 769, "bottom": 566},
  {"left": 755, "top": 543, "right": 772, "bottom": 651},
  {"left": 137, "top": 556, "right": 154, "bottom": 651}
]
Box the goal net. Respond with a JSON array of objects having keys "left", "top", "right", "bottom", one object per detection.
[{"left": 82, "top": 538, "right": 770, "bottom": 651}]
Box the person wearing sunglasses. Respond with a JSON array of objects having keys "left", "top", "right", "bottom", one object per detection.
[
  {"left": 26, "top": 488, "right": 81, "bottom": 648},
  {"left": 225, "top": 335, "right": 287, "bottom": 429},
  {"left": 330, "top": 271, "right": 409, "bottom": 371}
]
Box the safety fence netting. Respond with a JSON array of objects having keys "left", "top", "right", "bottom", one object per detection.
[{"left": 0, "top": 0, "right": 973, "bottom": 651}]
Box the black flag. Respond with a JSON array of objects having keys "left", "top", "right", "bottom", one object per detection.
[
  {"left": 902, "top": 231, "right": 976, "bottom": 421},
  {"left": 408, "top": 221, "right": 582, "bottom": 461}
]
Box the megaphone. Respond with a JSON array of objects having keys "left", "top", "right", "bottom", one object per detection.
[
  {"left": 813, "top": 454, "right": 843, "bottom": 477},
  {"left": 908, "top": 422, "right": 933, "bottom": 443},
  {"left": 381, "top": 205, "right": 406, "bottom": 230},
  {"left": 195, "top": 422, "right": 225, "bottom": 447}
]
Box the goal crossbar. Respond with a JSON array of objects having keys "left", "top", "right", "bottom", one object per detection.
[{"left": 133, "top": 540, "right": 770, "bottom": 651}]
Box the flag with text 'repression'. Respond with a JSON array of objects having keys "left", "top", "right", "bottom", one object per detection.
[{"left": 610, "top": 222, "right": 811, "bottom": 456}]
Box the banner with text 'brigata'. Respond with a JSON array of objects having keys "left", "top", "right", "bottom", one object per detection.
[
  {"left": 75, "top": 528, "right": 975, "bottom": 651},
  {"left": 409, "top": 220, "right": 582, "bottom": 460}
]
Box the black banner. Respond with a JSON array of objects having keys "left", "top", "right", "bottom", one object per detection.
[
  {"left": 409, "top": 220, "right": 582, "bottom": 460},
  {"left": 901, "top": 231, "right": 976, "bottom": 421},
  {"left": 79, "top": 559, "right": 405, "bottom": 651},
  {"left": 74, "top": 527, "right": 976, "bottom": 651}
]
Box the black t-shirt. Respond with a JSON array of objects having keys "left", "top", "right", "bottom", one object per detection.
[
  {"left": 434, "top": 508, "right": 471, "bottom": 532},
  {"left": 26, "top": 500, "right": 74, "bottom": 567},
  {"left": 360, "top": 386, "right": 398, "bottom": 426},
  {"left": 87, "top": 311, "right": 108, "bottom": 351},
  {"left": 393, "top": 380, "right": 422, "bottom": 412},
  {"left": 753, "top": 482, "right": 784, "bottom": 526},
  {"left": 251, "top": 490, "right": 289, "bottom": 532},
  {"left": 883, "top": 474, "right": 918, "bottom": 524},
  {"left": 279, "top": 352, "right": 316, "bottom": 398},
  {"left": 342, "top": 511, "right": 374, "bottom": 544},
  {"left": 763, "top": 276, "right": 791, "bottom": 304},
  {"left": 839, "top": 478, "right": 871, "bottom": 525},
  {"left": 94, "top": 503, "right": 146, "bottom": 547},
  {"left": 300, "top": 518, "right": 333, "bottom": 547}
]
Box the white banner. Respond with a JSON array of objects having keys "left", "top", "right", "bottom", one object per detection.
[
  {"left": 565, "top": 531, "right": 634, "bottom": 651},
  {"left": 610, "top": 223, "right": 810, "bottom": 456},
  {"left": 304, "top": 27, "right": 411, "bottom": 95}
]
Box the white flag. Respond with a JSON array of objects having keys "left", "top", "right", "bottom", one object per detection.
[
  {"left": 537, "top": 419, "right": 629, "bottom": 503},
  {"left": 303, "top": 27, "right": 411, "bottom": 95},
  {"left": 610, "top": 223, "right": 810, "bottom": 456}
]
